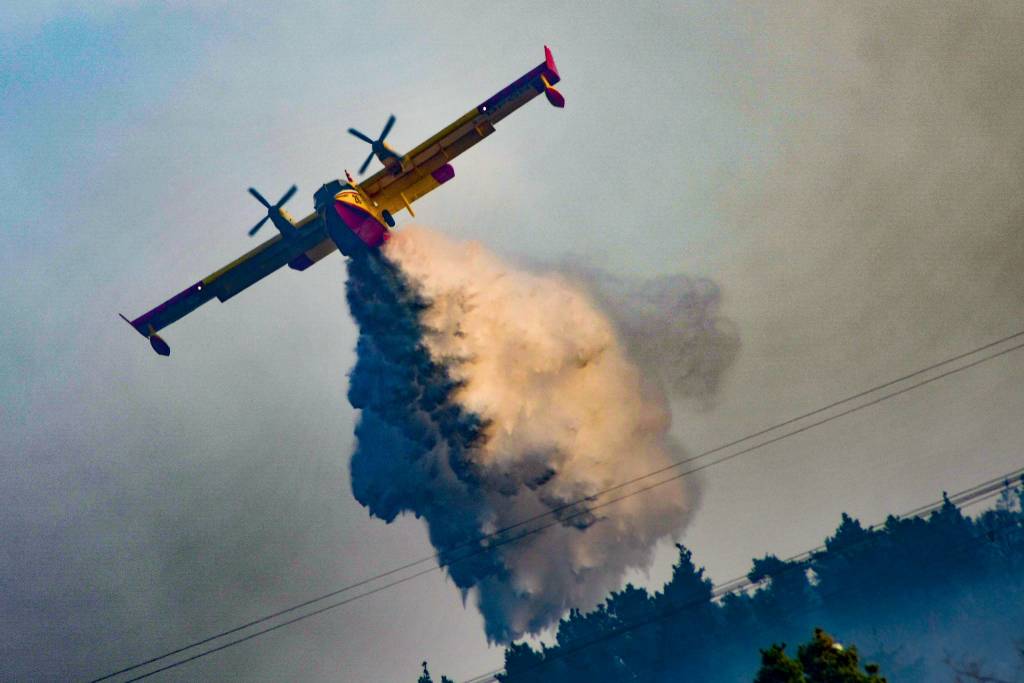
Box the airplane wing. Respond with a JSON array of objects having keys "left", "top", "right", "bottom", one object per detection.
[
  {"left": 123, "top": 213, "right": 328, "bottom": 344},
  {"left": 360, "top": 46, "right": 564, "bottom": 216}
]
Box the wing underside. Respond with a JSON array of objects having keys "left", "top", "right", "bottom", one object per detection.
[{"left": 125, "top": 214, "right": 328, "bottom": 338}]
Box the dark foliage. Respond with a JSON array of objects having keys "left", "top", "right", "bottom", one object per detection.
[
  {"left": 417, "top": 661, "right": 453, "bottom": 683},
  {"left": 754, "top": 628, "right": 887, "bottom": 683},
  {"left": 432, "top": 478, "right": 1023, "bottom": 682}
]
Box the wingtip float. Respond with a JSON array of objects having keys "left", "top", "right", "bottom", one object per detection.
[
  {"left": 120, "top": 314, "right": 171, "bottom": 356},
  {"left": 123, "top": 46, "right": 565, "bottom": 356}
]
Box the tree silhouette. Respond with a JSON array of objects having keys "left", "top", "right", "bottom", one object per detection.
[
  {"left": 417, "top": 661, "right": 453, "bottom": 683},
  {"left": 439, "top": 477, "right": 1024, "bottom": 683},
  {"left": 755, "top": 628, "right": 886, "bottom": 682}
]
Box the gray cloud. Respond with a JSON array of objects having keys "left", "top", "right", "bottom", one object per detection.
[{"left": 709, "top": 1, "right": 1024, "bottom": 354}]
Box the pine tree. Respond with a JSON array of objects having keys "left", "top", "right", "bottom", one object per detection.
[
  {"left": 754, "top": 629, "right": 886, "bottom": 683},
  {"left": 417, "top": 661, "right": 453, "bottom": 683}
]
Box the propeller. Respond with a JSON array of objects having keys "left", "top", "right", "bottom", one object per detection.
[
  {"left": 247, "top": 185, "right": 297, "bottom": 237},
  {"left": 357, "top": 151, "right": 375, "bottom": 175},
  {"left": 348, "top": 114, "right": 396, "bottom": 175}
]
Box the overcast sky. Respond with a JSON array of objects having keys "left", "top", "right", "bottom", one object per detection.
[{"left": 3, "top": 2, "right": 1023, "bottom": 681}]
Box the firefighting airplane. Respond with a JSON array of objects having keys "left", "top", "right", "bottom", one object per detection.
[{"left": 121, "top": 47, "right": 564, "bottom": 356}]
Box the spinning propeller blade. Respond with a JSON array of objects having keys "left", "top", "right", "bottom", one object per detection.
[
  {"left": 348, "top": 115, "right": 399, "bottom": 174},
  {"left": 248, "top": 187, "right": 271, "bottom": 209},
  {"left": 279, "top": 184, "right": 297, "bottom": 206},
  {"left": 248, "top": 216, "right": 270, "bottom": 236},
  {"left": 246, "top": 185, "right": 298, "bottom": 237},
  {"left": 380, "top": 114, "right": 396, "bottom": 141},
  {"left": 359, "top": 151, "right": 375, "bottom": 175},
  {"left": 347, "top": 127, "right": 374, "bottom": 144}
]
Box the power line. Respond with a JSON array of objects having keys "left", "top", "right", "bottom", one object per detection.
[
  {"left": 90, "top": 332, "right": 1024, "bottom": 682},
  {"left": 87, "top": 330, "right": 1024, "bottom": 682},
  {"left": 439, "top": 328, "right": 1024, "bottom": 564},
  {"left": 462, "top": 480, "right": 1022, "bottom": 683},
  {"left": 462, "top": 470, "right": 1024, "bottom": 683}
]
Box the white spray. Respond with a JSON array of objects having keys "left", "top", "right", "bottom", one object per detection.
[{"left": 347, "top": 226, "right": 731, "bottom": 641}]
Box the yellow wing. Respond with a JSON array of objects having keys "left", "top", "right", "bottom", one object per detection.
[
  {"left": 124, "top": 212, "right": 327, "bottom": 338},
  {"left": 361, "top": 46, "right": 563, "bottom": 216}
]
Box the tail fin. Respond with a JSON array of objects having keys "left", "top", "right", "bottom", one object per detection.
[{"left": 542, "top": 46, "right": 565, "bottom": 108}]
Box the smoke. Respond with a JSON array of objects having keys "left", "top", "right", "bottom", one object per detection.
[
  {"left": 704, "top": 1, "right": 1024, "bottom": 370},
  {"left": 561, "top": 266, "right": 741, "bottom": 407},
  {"left": 345, "top": 226, "right": 736, "bottom": 641}
]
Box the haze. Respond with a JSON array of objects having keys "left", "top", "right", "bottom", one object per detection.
[{"left": 2, "top": 2, "right": 1022, "bottom": 681}]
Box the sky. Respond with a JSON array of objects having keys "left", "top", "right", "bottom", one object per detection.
[{"left": 2, "top": 2, "right": 1023, "bottom": 681}]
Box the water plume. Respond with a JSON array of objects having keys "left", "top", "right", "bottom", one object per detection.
[{"left": 345, "top": 226, "right": 733, "bottom": 641}]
